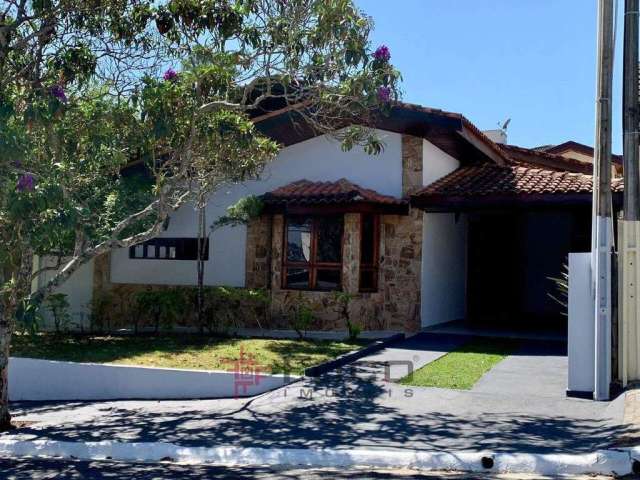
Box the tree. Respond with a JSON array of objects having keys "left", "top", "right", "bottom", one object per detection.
[{"left": 0, "top": 0, "right": 399, "bottom": 429}]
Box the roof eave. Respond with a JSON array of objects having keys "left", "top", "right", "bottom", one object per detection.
[
  {"left": 411, "top": 192, "right": 623, "bottom": 212},
  {"left": 262, "top": 201, "right": 409, "bottom": 215}
]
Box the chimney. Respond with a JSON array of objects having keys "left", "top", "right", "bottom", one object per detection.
[{"left": 482, "top": 129, "right": 507, "bottom": 144}]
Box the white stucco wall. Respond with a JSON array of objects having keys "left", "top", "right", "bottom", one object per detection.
[
  {"left": 422, "top": 139, "right": 460, "bottom": 185},
  {"left": 109, "top": 129, "right": 403, "bottom": 287},
  {"left": 33, "top": 256, "right": 94, "bottom": 331},
  {"left": 420, "top": 140, "right": 466, "bottom": 328},
  {"left": 421, "top": 213, "right": 467, "bottom": 327}
]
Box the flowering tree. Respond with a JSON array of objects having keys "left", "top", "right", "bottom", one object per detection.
[{"left": 0, "top": 0, "right": 399, "bottom": 429}]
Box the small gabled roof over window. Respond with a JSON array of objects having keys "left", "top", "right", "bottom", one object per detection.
[{"left": 261, "top": 178, "right": 408, "bottom": 214}]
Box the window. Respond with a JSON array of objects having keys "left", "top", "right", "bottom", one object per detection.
[
  {"left": 129, "top": 238, "right": 209, "bottom": 261},
  {"left": 283, "top": 215, "right": 343, "bottom": 290},
  {"left": 359, "top": 214, "right": 380, "bottom": 292}
]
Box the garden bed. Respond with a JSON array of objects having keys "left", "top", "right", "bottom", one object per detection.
[{"left": 11, "top": 334, "right": 365, "bottom": 376}]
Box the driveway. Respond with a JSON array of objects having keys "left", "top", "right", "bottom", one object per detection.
[{"left": 3, "top": 333, "right": 635, "bottom": 454}]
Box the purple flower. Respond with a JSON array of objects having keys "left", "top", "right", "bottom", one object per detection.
[
  {"left": 163, "top": 68, "right": 178, "bottom": 82},
  {"left": 16, "top": 174, "right": 35, "bottom": 192},
  {"left": 50, "top": 85, "right": 67, "bottom": 103},
  {"left": 373, "top": 45, "right": 391, "bottom": 62},
  {"left": 377, "top": 86, "right": 391, "bottom": 103}
]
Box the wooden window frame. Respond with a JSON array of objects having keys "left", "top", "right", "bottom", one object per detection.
[
  {"left": 282, "top": 215, "right": 344, "bottom": 291},
  {"left": 359, "top": 213, "right": 380, "bottom": 292},
  {"left": 129, "top": 238, "right": 209, "bottom": 261}
]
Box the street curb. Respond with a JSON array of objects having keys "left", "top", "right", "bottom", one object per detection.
[
  {"left": 0, "top": 439, "right": 638, "bottom": 476},
  {"left": 304, "top": 333, "right": 405, "bottom": 377}
]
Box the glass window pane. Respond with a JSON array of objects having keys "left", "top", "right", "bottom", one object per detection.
[
  {"left": 361, "top": 214, "right": 377, "bottom": 265},
  {"left": 169, "top": 246, "right": 176, "bottom": 259},
  {"left": 285, "top": 268, "right": 309, "bottom": 289},
  {"left": 316, "top": 216, "right": 343, "bottom": 263},
  {"left": 159, "top": 246, "right": 166, "bottom": 258},
  {"left": 287, "top": 217, "right": 312, "bottom": 263},
  {"left": 316, "top": 269, "right": 341, "bottom": 291},
  {"left": 135, "top": 245, "right": 144, "bottom": 258},
  {"left": 147, "top": 245, "right": 157, "bottom": 258},
  {"left": 359, "top": 269, "right": 377, "bottom": 291}
]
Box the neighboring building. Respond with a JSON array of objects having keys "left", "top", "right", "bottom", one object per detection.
[
  {"left": 534, "top": 140, "right": 623, "bottom": 177},
  {"left": 41, "top": 102, "right": 623, "bottom": 334}
]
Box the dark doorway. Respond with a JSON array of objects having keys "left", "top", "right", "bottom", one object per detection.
[
  {"left": 467, "top": 214, "right": 521, "bottom": 327},
  {"left": 465, "top": 209, "right": 589, "bottom": 335}
]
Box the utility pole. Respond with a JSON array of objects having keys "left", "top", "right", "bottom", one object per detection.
[
  {"left": 593, "top": 0, "right": 615, "bottom": 401},
  {"left": 623, "top": 1, "right": 640, "bottom": 220},
  {"left": 619, "top": 0, "right": 640, "bottom": 387}
]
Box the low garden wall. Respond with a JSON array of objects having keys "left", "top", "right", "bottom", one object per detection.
[{"left": 9, "top": 357, "right": 299, "bottom": 401}]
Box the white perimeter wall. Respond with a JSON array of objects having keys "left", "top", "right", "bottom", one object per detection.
[
  {"left": 567, "top": 252, "right": 594, "bottom": 394},
  {"left": 110, "top": 129, "right": 403, "bottom": 287},
  {"left": 420, "top": 140, "right": 466, "bottom": 328},
  {"left": 32, "top": 256, "right": 94, "bottom": 331},
  {"left": 9, "top": 357, "right": 297, "bottom": 401}
]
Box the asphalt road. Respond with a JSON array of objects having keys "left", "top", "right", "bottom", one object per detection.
[{"left": 0, "top": 457, "right": 618, "bottom": 480}]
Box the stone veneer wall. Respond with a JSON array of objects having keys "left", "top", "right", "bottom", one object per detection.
[
  {"left": 91, "top": 252, "right": 268, "bottom": 331},
  {"left": 245, "top": 214, "right": 272, "bottom": 289},
  {"left": 266, "top": 134, "right": 424, "bottom": 333},
  {"left": 268, "top": 209, "right": 422, "bottom": 332}
]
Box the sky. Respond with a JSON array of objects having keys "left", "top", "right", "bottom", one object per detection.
[{"left": 357, "top": 0, "right": 625, "bottom": 153}]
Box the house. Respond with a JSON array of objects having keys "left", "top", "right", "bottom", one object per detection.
[
  {"left": 532, "top": 140, "right": 623, "bottom": 177},
  {"left": 39, "top": 102, "right": 622, "bottom": 335}
]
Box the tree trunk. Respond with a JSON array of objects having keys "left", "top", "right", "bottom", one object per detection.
[{"left": 0, "top": 309, "right": 13, "bottom": 431}]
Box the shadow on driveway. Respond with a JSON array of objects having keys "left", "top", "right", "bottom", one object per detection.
[{"left": 6, "top": 334, "right": 637, "bottom": 454}]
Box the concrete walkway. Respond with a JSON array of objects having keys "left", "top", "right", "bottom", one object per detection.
[{"left": 2, "top": 333, "right": 635, "bottom": 454}]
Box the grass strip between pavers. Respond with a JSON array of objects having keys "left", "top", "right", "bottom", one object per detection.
[{"left": 398, "top": 336, "right": 519, "bottom": 390}]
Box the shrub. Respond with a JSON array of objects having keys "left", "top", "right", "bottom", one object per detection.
[
  {"left": 282, "top": 292, "right": 315, "bottom": 339},
  {"left": 334, "top": 292, "right": 361, "bottom": 341},
  {"left": 134, "top": 288, "right": 186, "bottom": 333},
  {"left": 199, "top": 286, "right": 269, "bottom": 334},
  {"left": 89, "top": 291, "right": 113, "bottom": 333},
  {"left": 45, "top": 293, "right": 71, "bottom": 333},
  {"left": 14, "top": 298, "right": 43, "bottom": 335},
  {"left": 547, "top": 262, "right": 569, "bottom": 317}
]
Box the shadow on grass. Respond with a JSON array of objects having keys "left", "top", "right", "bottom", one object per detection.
[{"left": 10, "top": 334, "right": 364, "bottom": 375}]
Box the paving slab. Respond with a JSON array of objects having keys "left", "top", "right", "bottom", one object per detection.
[{"left": 360, "top": 333, "right": 470, "bottom": 380}]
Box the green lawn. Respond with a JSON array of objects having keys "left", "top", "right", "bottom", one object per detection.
[
  {"left": 10, "top": 334, "right": 364, "bottom": 375},
  {"left": 398, "top": 337, "right": 519, "bottom": 390}
]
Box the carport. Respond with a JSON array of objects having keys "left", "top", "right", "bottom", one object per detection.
[{"left": 412, "top": 163, "right": 623, "bottom": 336}]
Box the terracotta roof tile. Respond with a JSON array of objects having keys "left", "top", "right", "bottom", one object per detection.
[
  {"left": 499, "top": 143, "right": 594, "bottom": 173},
  {"left": 262, "top": 178, "right": 407, "bottom": 206},
  {"left": 413, "top": 164, "right": 623, "bottom": 200},
  {"left": 540, "top": 140, "right": 623, "bottom": 164}
]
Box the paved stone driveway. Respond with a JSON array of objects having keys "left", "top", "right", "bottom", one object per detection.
[{"left": 2, "top": 333, "right": 635, "bottom": 454}]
